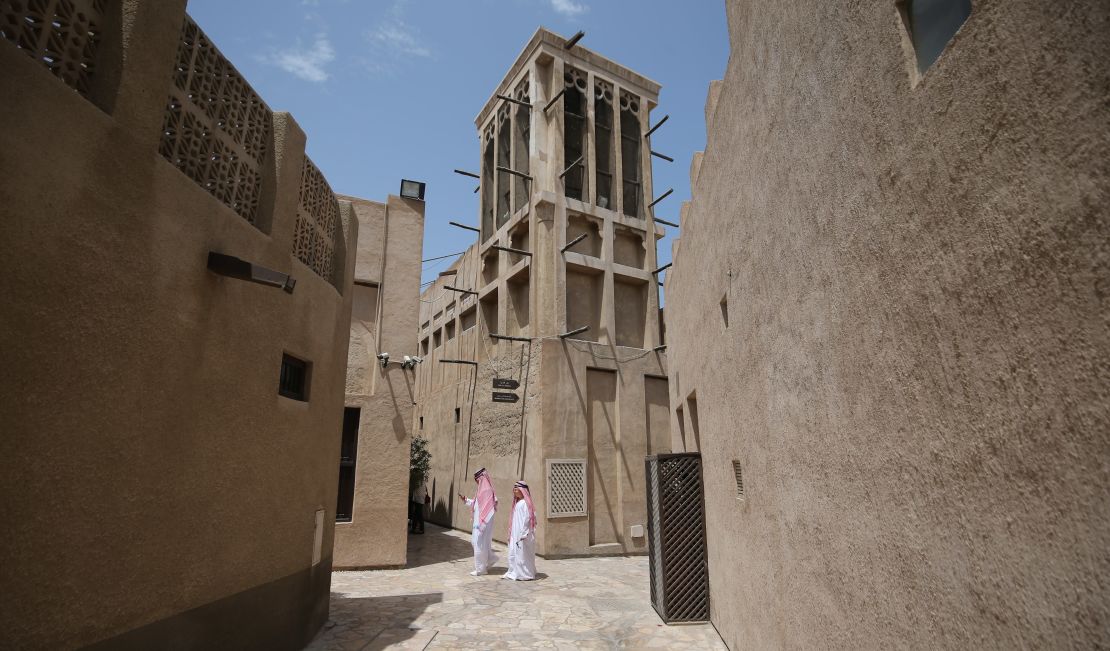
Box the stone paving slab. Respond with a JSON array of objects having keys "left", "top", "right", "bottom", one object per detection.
[{"left": 307, "top": 524, "right": 726, "bottom": 650}]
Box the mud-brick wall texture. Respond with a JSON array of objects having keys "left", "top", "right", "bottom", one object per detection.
[
  {"left": 0, "top": 1, "right": 356, "bottom": 649},
  {"left": 333, "top": 195, "right": 425, "bottom": 570},
  {"left": 665, "top": 0, "right": 1109, "bottom": 648}
]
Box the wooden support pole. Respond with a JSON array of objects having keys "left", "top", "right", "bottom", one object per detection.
[
  {"left": 559, "top": 156, "right": 583, "bottom": 179},
  {"left": 496, "top": 165, "right": 533, "bottom": 181},
  {"left": 559, "top": 325, "right": 590, "bottom": 339},
  {"left": 543, "top": 88, "right": 566, "bottom": 113},
  {"left": 648, "top": 188, "right": 673, "bottom": 209},
  {"left": 489, "top": 333, "right": 532, "bottom": 342},
  {"left": 492, "top": 245, "right": 532, "bottom": 257},
  {"left": 449, "top": 221, "right": 481, "bottom": 233},
  {"left": 644, "top": 114, "right": 669, "bottom": 139},
  {"left": 561, "top": 233, "right": 588, "bottom": 253},
  {"left": 496, "top": 94, "right": 532, "bottom": 109}
]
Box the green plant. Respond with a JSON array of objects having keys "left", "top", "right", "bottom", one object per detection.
[{"left": 409, "top": 435, "right": 431, "bottom": 491}]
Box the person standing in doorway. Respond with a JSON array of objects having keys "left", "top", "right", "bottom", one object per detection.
[
  {"left": 459, "top": 467, "right": 497, "bottom": 575},
  {"left": 503, "top": 480, "right": 537, "bottom": 581},
  {"left": 410, "top": 481, "right": 428, "bottom": 534}
]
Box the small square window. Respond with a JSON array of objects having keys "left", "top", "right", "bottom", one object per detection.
[{"left": 279, "top": 354, "right": 309, "bottom": 401}]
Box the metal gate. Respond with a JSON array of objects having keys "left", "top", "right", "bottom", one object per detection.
[{"left": 645, "top": 453, "right": 709, "bottom": 623}]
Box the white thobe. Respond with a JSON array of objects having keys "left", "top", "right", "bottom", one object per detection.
[
  {"left": 465, "top": 497, "right": 497, "bottom": 574},
  {"left": 503, "top": 500, "right": 536, "bottom": 581}
]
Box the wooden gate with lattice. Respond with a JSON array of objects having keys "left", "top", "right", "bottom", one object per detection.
[{"left": 645, "top": 453, "right": 710, "bottom": 623}]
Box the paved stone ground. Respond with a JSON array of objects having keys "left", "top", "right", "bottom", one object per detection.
[{"left": 307, "top": 524, "right": 726, "bottom": 650}]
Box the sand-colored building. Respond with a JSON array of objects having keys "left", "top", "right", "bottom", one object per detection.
[
  {"left": 332, "top": 194, "right": 425, "bottom": 569},
  {"left": 0, "top": 1, "right": 358, "bottom": 648},
  {"left": 665, "top": 0, "right": 1110, "bottom": 648},
  {"left": 415, "top": 28, "right": 672, "bottom": 557}
]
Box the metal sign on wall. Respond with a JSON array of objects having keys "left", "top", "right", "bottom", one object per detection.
[
  {"left": 491, "top": 392, "right": 519, "bottom": 403},
  {"left": 492, "top": 378, "right": 519, "bottom": 390}
]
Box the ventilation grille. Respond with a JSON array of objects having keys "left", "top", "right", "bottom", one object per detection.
[
  {"left": 0, "top": 0, "right": 106, "bottom": 98},
  {"left": 645, "top": 453, "right": 709, "bottom": 623},
  {"left": 547, "top": 458, "right": 587, "bottom": 518},
  {"left": 733, "top": 460, "right": 744, "bottom": 499},
  {"left": 159, "top": 15, "right": 272, "bottom": 226},
  {"left": 293, "top": 156, "right": 340, "bottom": 285}
]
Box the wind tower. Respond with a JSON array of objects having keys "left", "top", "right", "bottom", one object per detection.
[{"left": 417, "top": 29, "right": 672, "bottom": 557}]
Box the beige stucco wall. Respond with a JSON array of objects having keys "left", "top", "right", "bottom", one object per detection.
[
  {"left": 0, "top": 2, "right": 355, "bottom": 649},
  {"left": 333, "top": 194, "right": 425, "bottom": 569},
  {"left": 665, "top": 0, "right": 1110, "bottom": 648}
]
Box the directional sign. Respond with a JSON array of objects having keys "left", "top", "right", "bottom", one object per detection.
[
  {"left": 492, "top": 392, "right": 520, "bottom": 403},
  {"left": 492, "top": 378, "right": 520, "bottom": 390}
]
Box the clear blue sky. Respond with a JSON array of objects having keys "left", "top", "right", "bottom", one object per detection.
[{"left": 186, "top": 0, "right": 729, "bottom": 286}]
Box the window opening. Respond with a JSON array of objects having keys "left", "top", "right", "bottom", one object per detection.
[
  {"left": 279, "top": 354, "right": 309, "bottom": 401},
  {"left": 513, "top": 77, "right": 531, "bottom": 213},
  {"left": 336, "top": 407, "right": 360, "bottom": 521},
  {"left": 481, "top": 124, "right": 495, "bottom": 240},
  {"left": 594, "top": 79, "right": 615, "bottom": 210},
  {"left": 496, "top": 104, "right": 512, "bottom": 228},
  {"left": 563, "top": 67, "right": 588, "bottom": 202},
  {"left": 619, "top": 90, "right": 642, "bottom": 218},
  {"left": 732, "top": 461, "right": 745, "bottom": 500}
]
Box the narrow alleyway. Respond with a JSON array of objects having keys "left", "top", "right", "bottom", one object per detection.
[{"left": 307, "top": 525, "right": 726, "bottom": 650}]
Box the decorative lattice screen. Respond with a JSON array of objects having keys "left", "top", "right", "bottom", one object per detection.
[
  {"left": 547, "top": 458, "right": 587, "bottom": 518},
  {"left": 293, "top": 156, "right": 339, "bottom": 284},
  {"left": 158, "top": 15, "right": 271, "bottom": 226},
  {"left": 645, "top": 453, "right": 709, "bottom": 623},
  {"left": 0, "top": 0, "right": 106, "bottom": 98}
]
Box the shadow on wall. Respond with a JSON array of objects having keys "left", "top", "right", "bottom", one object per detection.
[
  {"left": 405, "top": 524, "right": 474, "bottom": 569},
  {"left": 309, "top": 592, "right": 442, "bottom": 650},
  {"left": 429, "top": 479, "right": 455, "bottom": 527}
]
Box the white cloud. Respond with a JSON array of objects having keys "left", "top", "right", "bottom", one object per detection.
[
  {"left": 360, "top": 1, "right": 433, "bottom": 75},
  {"left": 550, "top": 0, "right": 587, "bottom": 17},
  {"left": 368, "top": 23, "right": 431, "bottom": 59},
  {"left": 266, "top": 35, "right": 335, "bottom": 83}
]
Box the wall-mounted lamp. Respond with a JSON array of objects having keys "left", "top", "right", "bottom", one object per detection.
[
  {"left": 400, "top": 179, "right": 426, "bottom": 201},
  {"left": 376, "top": 352, "right": 390, "bottom": 368},
  {"left": 207, "top": 252, "right": 296, "bottom": 294}
]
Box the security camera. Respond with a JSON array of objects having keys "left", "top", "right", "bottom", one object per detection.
[
  {"left": 376, "top": 352, "right": 390, "bottom": 368},
  {"left": 402, "top": 355, "right": 414, "bottom": 369},
  {"left": 412, "top": 356, "right": 424, "bottom": 364}
]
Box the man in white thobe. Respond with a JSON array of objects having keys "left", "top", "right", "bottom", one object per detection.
[
  {"left": 503, "top": 480, "right": 537, "bottom": 581},
  {"left": 459, "top": 467, "right": 497, "bottom": 576}
]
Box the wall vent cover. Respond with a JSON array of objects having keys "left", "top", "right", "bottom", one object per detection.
[
  {"left": 547, "top": 458, "right": 587, "bottom": 518},
  {"left": 732, "top": 461, "right": 744, "bottom": 499}
]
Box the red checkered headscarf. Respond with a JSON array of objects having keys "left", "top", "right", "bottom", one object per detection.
[
  {"left": 474, "top": 468, "right": 496, "bottom": 526},
  {"left": 508, "top": 480, "right": 537, "bottom": 539}
]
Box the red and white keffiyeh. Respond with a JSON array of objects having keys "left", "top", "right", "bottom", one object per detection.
[
  {"left": 474, "top": 468, "right": 497, "bottom": 526},
  {"left": 508, "top": 480, "right": 537, "bottom": 539}
]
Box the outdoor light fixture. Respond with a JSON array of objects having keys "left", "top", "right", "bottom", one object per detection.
[
  {"left": 207, "top": 252, "right": 295, "bottom": 293},
  {"left": 399, "top": 179, "right": 426, "bottom": 201},
  {"left": 402, "top": 355, "right": 424, "bottom": 369},
  {"left": 377, "top": 352, "right": 390, "bottom": 368}
]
